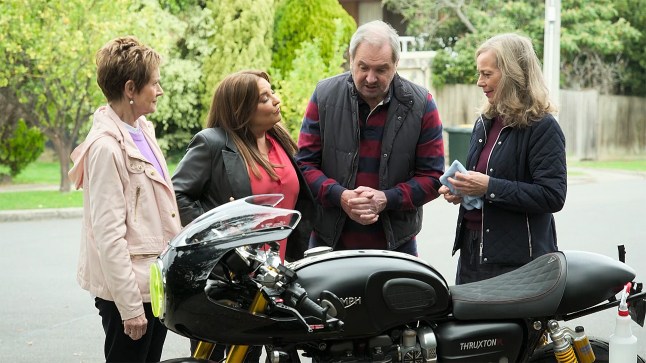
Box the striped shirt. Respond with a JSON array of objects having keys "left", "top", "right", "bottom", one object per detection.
[{"left": 297, "top": 81, "right": 444, "bottom": 253}]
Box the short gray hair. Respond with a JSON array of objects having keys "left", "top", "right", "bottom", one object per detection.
[{"left": 349, "top": 20, "right": 400, "bottom": 63}]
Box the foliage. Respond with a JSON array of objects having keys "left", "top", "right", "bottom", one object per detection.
[
  {"left": 151, "top": 5, "right": 214, "bottom": 155},
  {"left": 0, "top": 119, "right": 45, "bottom": 178},
  {"left": 158, "top": 0, "right": 205, "bottom": 14},
  {"left": 388, "top": 0, "right": 644, "bottom": 95},
  {"left": 153, "top": 57, "right": 206, "bottom": 154},
  {"left": 431, "top": 34, "right": 481, "bottom": 89},
  {"left": 559, "top": 0, "right": 640, "bottom": 93},
  {"left": 600, "top": 0, "right": 646, "bottom": 96},
  {"left": 0, "top": 0, "right": 185, "bottom": 191},
  {"left": 201, "top": 0, "right": 275, "bottom": 110},
  {"left": 272, "top": 0, "right": 356, "bottom": 78},
  {"left": 384, "top": 0, "right": 478, "bottom": 48},
  {"left": 276, "top": 19, "right": 349, "bottom": 139}
]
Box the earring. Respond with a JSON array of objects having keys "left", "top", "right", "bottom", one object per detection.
[{"left": 129, "top": 99, "right": 134, "bottom": 105}]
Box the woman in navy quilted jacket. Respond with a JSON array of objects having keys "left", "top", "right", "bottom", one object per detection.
[{"left": 439, "top": 33, "right": 567, "bottom": 284}]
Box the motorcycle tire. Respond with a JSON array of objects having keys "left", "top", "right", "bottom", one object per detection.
[
  {"left": 159, "top": 358, "right": 215, "bottom": 363},
  {"left": 529, "top": 337, "right": 645, "bottom": 363}
]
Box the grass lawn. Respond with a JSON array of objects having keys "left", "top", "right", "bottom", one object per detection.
[
  {"left": 0, "top": 161, "right": 178, "bottom": 210},
  {"left": 0, "top": 190, "right": 83, "bottom": 210},
  {"left": 569, "top": 159, "right": 646, "bottom": 172},
  {"left": 0, "top": 159, "right": 644, "bottom": 211},
  {"left": 4, "top": 161, "right": 179, "bottom": 185}
]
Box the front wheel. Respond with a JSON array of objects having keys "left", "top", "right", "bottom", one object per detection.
[{"left": 529, "top": 337, "right": 645, "bottom": 363}]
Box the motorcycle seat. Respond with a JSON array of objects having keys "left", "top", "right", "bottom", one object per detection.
[{"left": 450, "top": 251, "right": 635, "bottom": 320}]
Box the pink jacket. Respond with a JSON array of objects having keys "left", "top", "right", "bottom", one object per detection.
[{"left": 69, "top": 106, "right": 181, "bottom": 320}]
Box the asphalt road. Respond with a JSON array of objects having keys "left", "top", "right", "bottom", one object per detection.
[{"left": 0, "top": 168, "right": 644, "bottom": 362}]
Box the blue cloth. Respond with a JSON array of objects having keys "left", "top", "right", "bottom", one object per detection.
[{"left": 440, "top": 160, "right": 483, "bottom": 210}]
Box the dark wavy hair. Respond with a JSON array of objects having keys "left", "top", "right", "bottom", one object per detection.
[{"left": 205, "top": 70, "right": 296, "bottom": 180}]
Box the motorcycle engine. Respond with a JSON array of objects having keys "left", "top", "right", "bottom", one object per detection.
[{"left": 277, "top": 325, "right": 437, "bottom": 363}]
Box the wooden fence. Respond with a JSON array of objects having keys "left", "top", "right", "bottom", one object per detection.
[{"left": 433, "top": 84, "right": 646, "bottom": 161}]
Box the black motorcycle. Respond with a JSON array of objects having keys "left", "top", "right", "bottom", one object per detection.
[{"left": 151, "top": 194, "right": 646, "bottom": 362}]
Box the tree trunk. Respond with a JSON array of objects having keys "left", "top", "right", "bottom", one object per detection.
[
  {"left": 58, "top": 145, "right": 72, "bottom": 192},
  {"left": 48, "top": 136, "right": 73, "bottom": 192}
]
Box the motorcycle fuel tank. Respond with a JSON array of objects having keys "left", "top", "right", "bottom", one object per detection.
[{"left": 291, "top": 250, "right": 451, "bottom": 338}]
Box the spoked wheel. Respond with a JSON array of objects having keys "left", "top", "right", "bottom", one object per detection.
[{"left": 529, "top": 337, "right": 645, "bottom": 363}]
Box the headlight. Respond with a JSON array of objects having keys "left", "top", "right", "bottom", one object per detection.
[{"left": 150, "top": 260, "right": 165, "bottom": 318}]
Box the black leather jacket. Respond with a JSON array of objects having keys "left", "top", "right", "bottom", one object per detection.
[
  {"left": 451, "top": 114, "right": 567, "bottom": 265},
  {"left": 172, "top": 127, "right": 314, "bottom": 261}
]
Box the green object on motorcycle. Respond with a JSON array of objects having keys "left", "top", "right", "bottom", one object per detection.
[{"left": 150, "top": 261, "right": 165, "bottom": 318}]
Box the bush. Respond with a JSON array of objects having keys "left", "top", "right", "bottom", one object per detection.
[
  {"left": 272, "top": 0, "right": 355, "bottom": 78},
  {"left": 276, "top": 19, "right": 349, "bottom": 138},
  {"left": 0, "top": 119, "right": 45, "bottom": 179}
]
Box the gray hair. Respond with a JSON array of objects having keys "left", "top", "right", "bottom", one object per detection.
[{"left": 349, "top": 20, "right": 400, "bottom": 63}]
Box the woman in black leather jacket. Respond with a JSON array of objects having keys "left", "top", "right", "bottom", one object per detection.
[
  {"left": 172, "top": 70, "right": 313, "bottom": 261},
  {"left": 439, "top": 33, "right": 567, "bottom": 284},
  {"left": 171, "top": 70, "right": 314, "bottom": 362}
]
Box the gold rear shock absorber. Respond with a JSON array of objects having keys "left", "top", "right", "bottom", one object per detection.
[
  {"left": 226, "top": 290, "right": 269, "bottom": 363},
  {"left": 547, "top": 320, "right": 579, "bottom": 363},
  {"left": 572, "top": 326, "right": 595, "bottom": 363}
]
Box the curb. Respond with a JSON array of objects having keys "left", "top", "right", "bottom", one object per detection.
[{"left": 0, "top": 208, "right": 83, "bottom": 222}]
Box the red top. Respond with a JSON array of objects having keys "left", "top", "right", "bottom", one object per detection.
[
  {"left": 248, "top": 134, "right": 299, "bottom": 260},
  {"left": 463, "top": 116, "right": 504, "bottom": 230}
]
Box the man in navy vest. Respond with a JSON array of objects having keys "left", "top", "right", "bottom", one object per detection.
[{"left": 296, "top": 20, "right": 445, "bottom": 256}]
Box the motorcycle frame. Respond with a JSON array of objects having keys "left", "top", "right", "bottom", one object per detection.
[{"left": 560, "top": 290, "right": 646, "bottom": 324}]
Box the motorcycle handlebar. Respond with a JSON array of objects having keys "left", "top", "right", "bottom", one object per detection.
[
  {"left": 296, "top": 293, "right": 329, "bottom": 318},
  {"left": 284, "top": 283, "right": 343, "bottom": 330}
]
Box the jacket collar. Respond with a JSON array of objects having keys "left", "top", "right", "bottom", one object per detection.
[{"left": 69, "top": 105, "right": 157, "bottom": 189}]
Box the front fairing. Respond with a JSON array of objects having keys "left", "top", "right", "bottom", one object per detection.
[
  {"left": 154, "top": 195, "right": 302, "bottom": 340},
  {"left": 167, "top": 193, "right": 300, "bottom": 253}
]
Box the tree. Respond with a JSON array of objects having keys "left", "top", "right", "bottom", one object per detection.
[
  {"left": 424, "top": 0, "right": 545, "bottom": 88},
  {"left": 272, "top": 0, "right": 356, "bottom": 78},
  {"left": 559, "top": 0, "right": 640, "bottom": 93},
  {"left": 152, "top": 4, "right": 214, "bottom": 156},
  {"left": 201, "top": 0, "right": 275, "bottom": 110},
  {"left": 384, "top": 0, "right": 642, "bottom": 95},
  {"left": 277, "top": 19, "right": 349, "bottom": 138},
  {"left": 383, "top": 0, "right": 480, "bottom": 46},
  {"left": 0, "top": 0, "right": 184, "bottom": 191},
  {"left": 614, "top": 0, "right": 646, "bottom": 96}
]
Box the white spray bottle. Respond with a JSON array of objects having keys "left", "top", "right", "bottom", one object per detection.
[{"left": 609, "top": 282, "right": 638, "bottom": 363}]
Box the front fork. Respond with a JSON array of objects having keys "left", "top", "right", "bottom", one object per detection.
[{"left": 192, "top": 290, "right": 269, "bottom": 362}]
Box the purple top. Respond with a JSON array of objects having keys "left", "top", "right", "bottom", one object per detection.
[{"left": 129, "top": 130, "right": 165, "bottom": 180}]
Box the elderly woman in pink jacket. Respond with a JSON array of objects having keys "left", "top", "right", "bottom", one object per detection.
[{"left": 68, "top": 36, "right": 181, "bottom": 363}]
